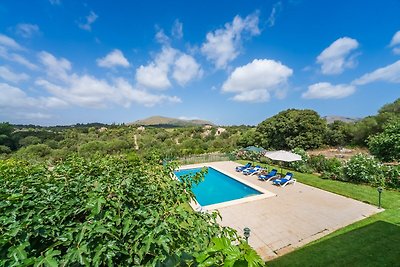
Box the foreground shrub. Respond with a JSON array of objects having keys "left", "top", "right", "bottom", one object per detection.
[
  {"left": 0, "top": 155, "right": 263, "bottom": 266},
  {"left": 343, "top": 154, "right": 384, "bottom": 186}
]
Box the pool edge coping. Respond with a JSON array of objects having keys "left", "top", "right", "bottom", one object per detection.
[{"left": 178, "top": 163, "right": 276, "bottom": 211}]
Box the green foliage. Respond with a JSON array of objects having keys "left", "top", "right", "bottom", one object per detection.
[
  {"left": 19, "top": 136, "right": 41, "bottom": 147},
  {"left": 343, "top": 154, "right": 384, "bottom": 186},
  {"left": 0, "top": 145, "right": 11, "bottom": 154},
  {"left": 237, "top": 129, "right": 257, "bottom": 148},
  {"left": 325, "top": 120, "right": 353, "bottom": 147},
  {"left": 0, "top": 122, "right": 13, "bottom": 136},
  {"left": 0, "top": 155, "right": 263, "bottom": 266},
  {"left": 351, "top": 98, "right": 400, "bottom": 146},
  {"left": 289, "top": 148, "right": 312, "bottom": 173},
  {"left": 384, "top": 165, "right": 400, "bottom": 189},
  {"left": 309, "top": 155, "right": 343, "bottom": 179},
  {"left": 14, "top": 144, "right": 52, "bottom": 160},
  {"left": 368, "top": 118, "right": 400, "bottom": 162},
  {"left": 256, "top": 109, "right": 327, "bottom": 150},
  {"left": 195, "top": 237, "right": 265, "bottom": 267}
]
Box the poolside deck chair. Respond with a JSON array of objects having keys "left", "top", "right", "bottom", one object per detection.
[
  {"left": 243, "top": 165, "right": 262, "bottom": 175},
  {"left": 258, "top": 169, "right": 278, "bottom": 181},
  {"left": 236, "top": 162, "right": 252, "bottom": 172},
  {"left": 272, "top": 173, "right": 296, "bottom": 187}
]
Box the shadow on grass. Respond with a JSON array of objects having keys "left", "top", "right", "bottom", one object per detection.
[{"left": 268, "top": 221, "right": 400, "bottom": 267}]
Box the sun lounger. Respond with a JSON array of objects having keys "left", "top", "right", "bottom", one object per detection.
[
  {"left": 236, "top": 162, "right": 252, "bottom": 172},
  {"left": 272, "top": 172, "right": 296, "bottom": 187},
  {"left": 258, "top": 169, "right": 278, "bottom": 181},
  {"left": 243, "top": 165, "right": 262, "bottom": 175}
]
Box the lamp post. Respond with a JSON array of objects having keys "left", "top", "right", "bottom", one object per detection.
[
  {"left": 243, "top": 227, "right": 251, "bottom": 243},
  {"left": 377, "top": 187, "right": 383, "bottom": 209}
]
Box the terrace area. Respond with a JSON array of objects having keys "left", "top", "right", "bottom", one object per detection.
[{"left": 181, "top": 161, "right": 382, "bottom": 260}]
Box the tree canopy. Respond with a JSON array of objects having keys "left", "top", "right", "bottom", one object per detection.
[{"left": 256, "top": 109, "right": 327, "bottom": 150}]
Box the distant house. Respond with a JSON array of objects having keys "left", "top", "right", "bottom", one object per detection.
[
  {"left": 98, "top": 127, "right": 108, "bottom": 132},
  {"left": 137, "top": 126, "right": 145, "bottom": 131},
  {"left": 203, "top": 124, "right": 213, "bottom": 130},
  {"left": 215, "top": 127, "right": 226, "bottom": 136}
]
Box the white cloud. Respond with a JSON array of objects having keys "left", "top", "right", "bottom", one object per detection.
[
  {"left": 201, "top": 13, "right": 260, "bottom": 69},
  {"left": 222, "top": 59, "right": 293, "bottom": 102},
  {"left": 0, "top": 82, "right": 66, "bottom": 109},
  {"left": 37, "top": 75, "right": 180, "bottom": 108},
  {"left": 172, "top": 54, "right": 203, "bottom": 86},
  {"left": 116, "top": 77, "right": 181, "bottom": 107},
  {"left": 0, "top": 34, "right": 23, "bottom": 50},
  {"left": 78, "top": 11, "right": 98, "bottom": 31},
  {"left": 389, "top": 31, "right": 400, "bottom": 47},
  {"left": 317, "top": 37, "right": 359, "bottom": 75},
  {"left": 136, "top": 45, "right": 203, "bottom": 89},
  {"left": 15, "top": 23, "right": 40, "bottom": 38},
  {"left": 267, "top": 2, "right": 283, "bottom": 27},
  {"left": 353, "top": 60, "right": 400, "bottom": 85},
  {"left": 302, "top": 82, "right": 356, "bottom": 99},
  {"left": 0, "top": 46, "right": 38, "bottom": 70},
  {"left": 36, "top": 75, "right": 120, "bottom": 108},
  {"left": 0, "top": 66, "right": 29, "bottom": 83},
  {"left": 34, "top": 52, "right": 181, "bottom": 108},
  {"left": 38, "top": 51, "right": 71, "bottom": 81},
  {"left": 172, "top": 19, "right": 183, "bottom": 39},
  {"left": 136, "top": 63, "right": 172, "bottom": 90},
  {"left": 16, "top": 112, "right": 53, "bottom": 120},
  {"left": 136, "top": 46, "right": 176, "bottom": 90},
  {"left": 97, "top": 49, "right": 130, "bottom": 68},
  {"left": 155, "top": 29, "right": 170, "bottom": 45},
  {"left": 389, "top": 31, "right": 400, "bottom": 55}
]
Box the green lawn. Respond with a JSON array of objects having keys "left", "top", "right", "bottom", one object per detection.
[{"left": 237, "top": 160, "right": 400, "bottom": 266}]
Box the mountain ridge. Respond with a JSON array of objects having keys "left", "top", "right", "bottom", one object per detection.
[
  {"left": 130, "top": 116, "right": 214, "bottom": 127},
  {"left": 323, "top": 115, "right": 361, "bottom": 124}
]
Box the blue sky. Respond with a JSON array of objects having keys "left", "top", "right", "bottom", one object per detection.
[{"left": 0, "top": 0, "right": 399, "bottom": 125}]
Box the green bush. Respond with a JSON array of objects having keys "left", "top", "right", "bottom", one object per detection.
[
  {"left": 289, "top": 148, "right": 312, "bottom": 173},
  {"left": 0, "top": 145, "right": 11, "bottom": 154},
  {"left": 0, "top": 155, "right": 263, "bottom": 266},
  {"left": 309, "top": 155, "right": 343, "bottom": 179},
  {"left": 384, "top": 165, "right": 400, "bottom": 189},
  {"left": 368, "top": 118, "right": 400, "bottom": 162},
  {"left": 343, "top": 154, "right": 384, "bottom": 186}
]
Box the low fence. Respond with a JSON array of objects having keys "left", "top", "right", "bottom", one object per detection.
[{"left": 177, "top": 153, "right": 235, "bottom": 165}]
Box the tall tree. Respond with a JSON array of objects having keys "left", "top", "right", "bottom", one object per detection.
[{"left": 256, "top": 109, "right": 327, "bottom": 150}]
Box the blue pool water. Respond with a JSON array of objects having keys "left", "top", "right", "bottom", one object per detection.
[{"left": 174, "top": 167, "right": 261, "bottom": 206}]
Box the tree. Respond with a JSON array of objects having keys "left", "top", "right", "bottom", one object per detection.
[
  {"left": 256, "top": 109, "right": 327, "bottom": 150},
  {"left": 0, "top": 123, "right": 15, "bottom": 150},
  {"left": 325, "top": 120, "right": 353, "bottom": 147},
  {"left": 19, "top": 136, "right": 41, "bottom": 147},
  {"left": 368, "top": 118, "right": 400, "bottom": 162}
]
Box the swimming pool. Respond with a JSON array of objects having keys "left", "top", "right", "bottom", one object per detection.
[{"left": 175, "top": 167, "right": 262, "bottom": 206}]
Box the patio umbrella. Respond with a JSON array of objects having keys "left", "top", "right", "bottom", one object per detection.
[{"left": 264, "top": 150, "right": 302, "bottom": 175}]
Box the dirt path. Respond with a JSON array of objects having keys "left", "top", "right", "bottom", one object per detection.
[{"left": 134, "top": 134, "right": 139, "bottom": 150}]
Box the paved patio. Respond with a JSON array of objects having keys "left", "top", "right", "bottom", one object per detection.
[{"left": 181, "top": 161, "right": 381, "bottom": 260}]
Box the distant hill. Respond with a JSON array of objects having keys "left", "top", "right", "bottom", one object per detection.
[
  {"left": 323, "top": 116, "right": 361, "bottom": 124},
  {"left": 130, "top": 116, "right": 214, "bottom": 127}
]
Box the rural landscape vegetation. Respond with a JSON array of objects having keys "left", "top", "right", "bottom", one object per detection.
[
  {"left": 1, "top": 0, "right": 400, "bottom": 266},
  {"left": 1, "top": 98, "right": 399, "bottom": 266}
]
